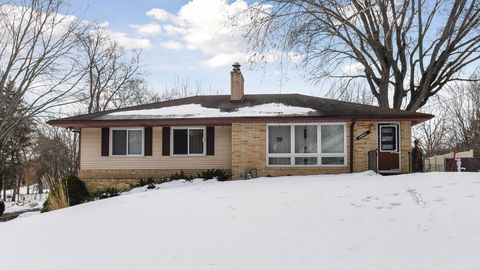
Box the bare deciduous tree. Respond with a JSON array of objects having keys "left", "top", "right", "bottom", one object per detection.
[
  {"left": 34, "top": 125, "right": 77, "bottom": 182},
  {"left": 158, "top": 77, "right": 205, "bottom": 101},
  {"left": 413, "top": 105, "right": 450, "bottom": 156},
  {"left": 327, "top": 81, "right": 376, "bottom": 105},
  {"left": 413, "top": 77, "right": 480, "bottom": 157},
  {"left": 79, "top": 27, "right": 142, "bottom": 113},
  {"left": 0, "top": 0, "right": 85, "bottom": 151},
  {"left": 109, "top": 78, "right": 162, "bottom": 109},
  {"left": 444, "top": 80, "right": 480, "bottom": 155},
  {"left": 245, "top": 0, "right": 480, "bottom": 111}
]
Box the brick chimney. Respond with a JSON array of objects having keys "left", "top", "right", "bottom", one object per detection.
[{"left": 230, "top": 62, "right": 244, "bottom": 102}]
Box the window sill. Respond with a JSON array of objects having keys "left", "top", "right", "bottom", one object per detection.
[
  {"left": 266, "top": 164, "right": 348, "bottom": 168},
  {"left": 109, "top": 155, "right": 145, "bottom": 157},
  {"left": 171, "top": 154, "right": 206, "bottom": 157}
]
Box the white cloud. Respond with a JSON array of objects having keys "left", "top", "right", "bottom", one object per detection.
[
  {"left": 146, "top": 8, "right": 173, "bottom": 21},
  {"left": 92, "top": 22, "right": 153, "bottom": 51},
  {"left": 130, "top": 23, "right": 162, "bottom": 36},
  {"left": 202, "top": 52, "right": 249, "bottom": 68},
  {"left": 342, "top": 62, "right": 364, "bottom": 76},
  {"left": 146, "top": 0, "right": 272, "bottom": 69},
  {"left": 108, "top": 31, "right": 153, "bottom": 50},
  {"left": 161, "top": 40, "right": 184, "bottom": 50},
  {"left": 97, "top": 21, "right": 110, "bottom": 28}
]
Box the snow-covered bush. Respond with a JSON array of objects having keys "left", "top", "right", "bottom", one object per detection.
[
  {"left": 137, "top": 177, "right": 156, "bottom": 189},
  {"left": 89, "top": 187, "right": 120, "bottom": 200},
  {"left": 197, "top": 169, "right": 232, "bottom": 181},
  {"left": 169, "top": 171, "right": 194, "bottom": 181}
]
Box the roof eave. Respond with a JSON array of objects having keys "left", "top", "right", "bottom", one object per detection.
[{"left": 47, "top": 114, "right": 434, "bottom": 129}]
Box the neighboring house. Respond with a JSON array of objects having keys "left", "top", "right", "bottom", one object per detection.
[{"left": 48, "top": 63, "right": 433, "bottom": 191}]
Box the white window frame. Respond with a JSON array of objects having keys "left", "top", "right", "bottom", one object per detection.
[
  {"left": 266, "top": 123, "right": 347, "bottom": 167},
  {"left": 110, "top": 127, "right": 144, "bottom": 156},
  {"left": 171, "top": 126, "right": 206, "bottom": 156}
]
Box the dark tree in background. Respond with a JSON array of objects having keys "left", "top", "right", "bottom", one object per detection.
[
  {"left": 0, "top": 80, "right": 35, "bottom": 201},
  {"left": 245, "top": 0, "right": 480, "bottom": 111},
  {"left": 0, "top": 0, "right": 85, "bottom": 151}
]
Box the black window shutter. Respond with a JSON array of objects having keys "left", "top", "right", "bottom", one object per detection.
[
  {"left": 144, "top": 127, "right": 153, "bottom": 156},
  {"left": 101, "top": 128, "right": 109, "bottom": 156},
  {"left": 206, "top": 126, "right": 215, "bottom": 156},
  {"left": 162, "top": 127, "right": 170, "bottom": 156}
]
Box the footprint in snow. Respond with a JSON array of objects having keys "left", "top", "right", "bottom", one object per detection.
[
  {"left": 432, "top": 197, "right": 444, "bottom": 202},
  {"left": 374, "top": 206, "right": 384, "bottom": 209},
  {"left": 432, "top": 186, "right": 443, "bottom": 189},
  {"left": 350, "top": 203, "right": 363, "bottom": 208},
  {"left": 465, "top": 194, "right": 476, "bottom": 198},
  {"left": 449, "top": 182, "right": 458, "bottom": 185},
  {"left": 389, "top": 202, "right": 402, "bottom": 207},
  {"left": 362, "top": 196, "right": 379, "bottom": 202},
  {"left": 390, "top": 193, "right": 399, "bottom": 196}
]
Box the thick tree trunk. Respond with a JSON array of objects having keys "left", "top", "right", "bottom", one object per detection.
[
  {"left": 0, "top": 174, "right": 5, "bottom": 201},
  {"left": 11, "top": 176, "right": 16, "bottom": 202}
]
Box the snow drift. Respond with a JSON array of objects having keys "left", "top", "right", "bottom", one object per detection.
[{"left": 1, "top": 172, "right": 479, "bottom": 270}]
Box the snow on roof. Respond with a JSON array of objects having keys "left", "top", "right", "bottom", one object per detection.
[{"left": 103, "top": 103, "right": 316, "bottom": 119}]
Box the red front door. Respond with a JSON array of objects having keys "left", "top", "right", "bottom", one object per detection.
[{"left": 378, "top": 124, "right": 400, "bottom": 172}]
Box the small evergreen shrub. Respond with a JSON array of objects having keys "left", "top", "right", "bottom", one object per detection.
[
  {"left": 197, "top": 169, "right": 232, "bottom": 181},
  {"left": 63, "top": 175, "right": 89, "bottom": 206},
  {"left": 137, "top": 177, "right": 155, "bottom": 188},
  {"left": 169, "top": 170, "right": 194, "bottom": 181},
  {"left": 89, "top": 187, "right": 121, "bottom": 200},
  {"left": 98, "top": 187, "right": 120, "bottom": 199}
]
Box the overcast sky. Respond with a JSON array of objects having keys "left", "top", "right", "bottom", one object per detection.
[{"left": 67, "top": 0, "right": 328, "bottom": 97}]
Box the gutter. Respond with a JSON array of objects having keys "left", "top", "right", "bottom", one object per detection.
[
  {"left": 350, "top": 119, "right": 356, "bottom": 173},
  {"left": 47, "top": 114, "right": 434, "bottom": 129}
]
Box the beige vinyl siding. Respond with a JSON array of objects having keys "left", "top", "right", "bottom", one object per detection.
[{"left": 80, "top": 126, "right": 232, "bottom": 170}]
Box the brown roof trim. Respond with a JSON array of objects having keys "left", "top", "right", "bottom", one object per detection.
[{"left": 48, "top": 114, "right": 433, "bottom": 128}]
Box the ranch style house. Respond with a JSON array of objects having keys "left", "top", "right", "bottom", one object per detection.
[{"left": 48, "top": 63, "right": 433, "bottom": 191}]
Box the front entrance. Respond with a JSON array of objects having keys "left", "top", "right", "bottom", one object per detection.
[{"left": 377, "top": 123, "right": 400, "bottom": 172}]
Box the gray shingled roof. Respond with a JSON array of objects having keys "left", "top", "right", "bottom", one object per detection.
[{"left": 49, "top": 94, "right": 433, "bottom": 125}]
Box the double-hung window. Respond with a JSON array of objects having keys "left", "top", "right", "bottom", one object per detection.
[
  {"left": 172, "top": 127, "right": 205, "bottom": 155},
  {"left": 111, "top": 128, "right": 143, "bottom": 156},
  {"left": 267, "top": 123, "right": 346, "bottom": 166}
]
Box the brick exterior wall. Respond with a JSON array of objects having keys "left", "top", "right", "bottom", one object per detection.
[
  {"left": 230, "top": 65, "right": 244, "bottom": 101},
  {"left": 79, "top": 120, "right": 413, "bottom": 190},
  {"left": 352, "top": 120, "right": 410, "bottom": 173},
  {"left": 232, "top": 120, "right": 412, "bottom": 179},
  {"left": 352, "top": 121, "right": 377, "bottom": 172},
  {"left": 79, "top": 169, "right": 207, "bottom": 192},
  {"left": 401, "top": 121, "right": 412, "bottom": 173},
  {"left": 231, "top": 122, "right": 350, "bottom": 179}
]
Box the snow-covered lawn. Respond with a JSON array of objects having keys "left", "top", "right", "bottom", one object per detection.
[
  {"left": 2, "top": 185, "right": 47, "bottom": 214},
  {"left": 1, "top": 172, "right": 480, "bottom": 270}
]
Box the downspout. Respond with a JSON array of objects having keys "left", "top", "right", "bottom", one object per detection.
[{"left": 350, "top": 119, "right": 356, "bottom": 173}]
